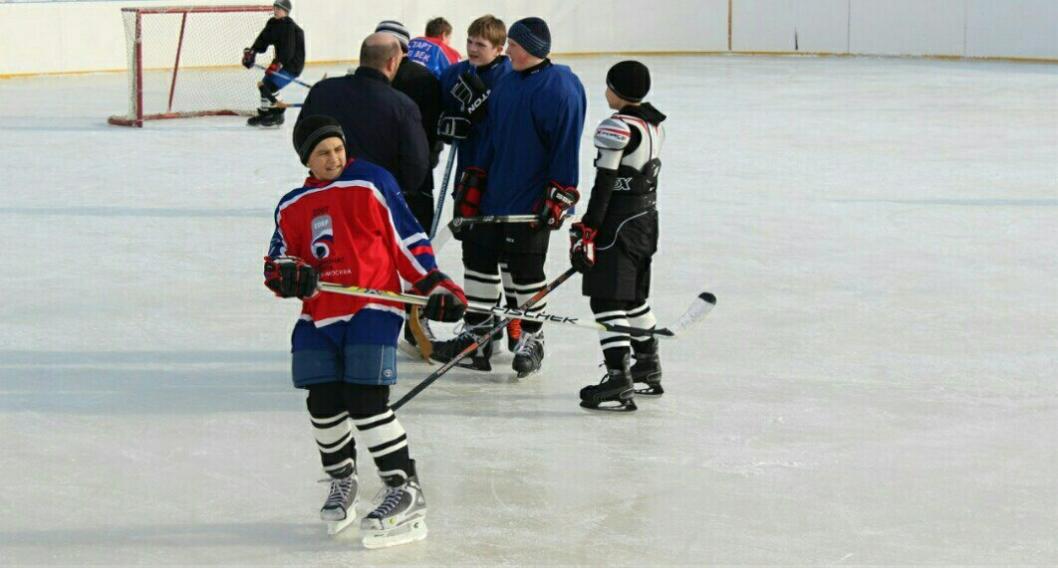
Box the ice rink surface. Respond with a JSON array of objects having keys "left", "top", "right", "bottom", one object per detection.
[{"left": 1, "top": 55, "right": 1056, "bottom": 565}]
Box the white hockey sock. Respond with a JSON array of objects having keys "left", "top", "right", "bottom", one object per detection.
[
  {"left": 595, "top": 309, "right": 631, "bottom": 352},
  {"left": 311, "top": 411, "right": 355, "bottom": 477}
]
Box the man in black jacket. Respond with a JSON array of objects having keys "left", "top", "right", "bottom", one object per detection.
[
  {"left": 374, "top": 20, "right": 443, "bottom": 233},
  {"left": 242, "top": 0, "right": 305, "bottom": 127},
  {"left": 297, "top": 33, "right": 430, "bottom": 199}
]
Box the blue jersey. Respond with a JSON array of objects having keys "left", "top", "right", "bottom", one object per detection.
[
  {"left": 407, "top": 36, "right": 460, "bottom": 78},
  {"left": 473, "top": 61, "right": 587, "bottom": 215},
  {"left": 439, "top": 56, "right": 513, "bottom": 183}
]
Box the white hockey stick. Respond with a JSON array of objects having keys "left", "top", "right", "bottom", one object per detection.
[{"left": 318, "top": 283, "right": 716, "bottom": 338}]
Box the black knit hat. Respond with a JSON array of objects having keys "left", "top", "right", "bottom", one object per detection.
[
  {"left": 508, "top": 17, "right": 551, "bottom": 59},
  {"left": 273, "top": 0, "right": 292, "bottom": 13},
  {"left": 606, "top": 60, "right": 651, "bottom": 103},
  {"left": 293, "top": 115, "right": 345, "bottom": 165}
]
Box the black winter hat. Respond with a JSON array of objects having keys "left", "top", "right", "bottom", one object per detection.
[
  {"left": 293, "top": 115, "right": 345, "bottom": 165},
  {"left": 273, "top": 0, "right": 292, "bottom": 13},
  {"left": 606, "top": 60, "right": 651, "bottom": 103},
  {"left": 508, "top": 17, "right": 551, "bottom": 59}
]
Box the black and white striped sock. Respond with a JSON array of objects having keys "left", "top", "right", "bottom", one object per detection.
[
  {"left": 352, "top": 409, "right": 411, "bottom": 480},
  {"left": 310, "top": 410, "right": 355, "bottom": 479}
]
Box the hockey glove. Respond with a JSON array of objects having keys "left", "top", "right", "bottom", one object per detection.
[
  {"left": 437, "top": 111, "right": 472, "bottom": 144},
  {"left": 534, "top": 181, "right": 580, "bottom": 231},
  {"left": 412, "top": 271, "right": 468, "bottom": 322},
  {"left": 264, "top": 256, "right": 318, "bottom": 299},
  {"left": 451, "top": 167, "right": 486, "bottom": 240},
  {"left": 450, "top": 72, "right": 490, "bottom": 123},
  {"left": 569, "top": 222, "right": 597, "bottom": 273},
  {"left": 242, "top": 48, "right": 256, "bottom": 69},
  {"left": 266, "top": 61, "right": 282, "bottom": 75}
]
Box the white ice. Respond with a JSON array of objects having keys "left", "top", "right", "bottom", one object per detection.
[{"left": 1, "top": 55, "right": 1056, "bottom": 565}]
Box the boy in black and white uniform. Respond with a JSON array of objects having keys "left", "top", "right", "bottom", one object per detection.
[
  {"left": 570, "top": 61, "right": 666, "bottom": 411},
  {"left": 242, "top": 0, "right": 305, "bottom": 127}
]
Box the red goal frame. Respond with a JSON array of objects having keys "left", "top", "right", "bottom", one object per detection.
[{"left": 108, "top": 5, "right": 273, "bottom": 127}]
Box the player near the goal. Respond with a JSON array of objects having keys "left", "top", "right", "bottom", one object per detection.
[
  {"left": 264, "top": 114, "right": 467, "bottom": 547},
  {"left": 572, "top": 61, "right": 666, "bottom": 411},
  {"left": 431, "top": 17, "right": 586, "bottom": 377},
  {"left": 241, "top": 0, "right": 304, "bottom": 127}
]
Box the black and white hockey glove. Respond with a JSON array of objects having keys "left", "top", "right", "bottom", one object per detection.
[
  {"left": 450, "top": 72, "right": 490, "bottom": 123},
  {"left": 264, "top": 256, "right": 318, "bottom": 299},
  {"left": 437, "top": 111, "right": 472, "bottom": 143}
]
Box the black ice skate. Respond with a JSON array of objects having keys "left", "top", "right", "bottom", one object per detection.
[
  {"left": 258, "top": 108, "right": 285, "bottom": 127},
  {"left": 246, "top": 109, "right": 268, "bottom": 127},
  {"left": 511, "top": 331, "right": 544, "bottom": 378},
  {"left": 580, "top": 356, "right": 637, "bottom": 412},
  {"left": 429, "top": 322, "right": 494, "bottom": 371},
  {"left": 631, "top": 339, "right": 663, "bottom": 396}
]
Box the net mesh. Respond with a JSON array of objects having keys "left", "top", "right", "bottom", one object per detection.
[{"left": 111, "top": 6, "right": 274, "bottom": 126}]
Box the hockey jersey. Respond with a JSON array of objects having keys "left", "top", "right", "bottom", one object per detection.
[
  {"left": 251, "top": 16, "right": 305, "bottom": 76},
  {"left": 407, "top": 36, "right": 461, "bottom": 78},
  {"left": 472, "top": 60, "right": 587, "bottom": 215},
  {"left": 266, "top": 159, "right": 437, "bottom": 341},
  {"left": 439, "top": 56, "right": 512, "bottom": 183}
]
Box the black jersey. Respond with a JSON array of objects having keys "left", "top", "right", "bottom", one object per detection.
[{"left": 251, "top": 16, "right": 305, "bottom": 76}]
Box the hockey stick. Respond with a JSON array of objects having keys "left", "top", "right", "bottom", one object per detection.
[
  {"left": 254, "top": 64, "right": 313, "bottom": 89},
  {"left": 319, "top": 283, "right": 716, "bottom": 338},
  {"left": 448, "top": 214, "right": 540, "bottom": 230},
  {"left": 430, "top": 144, "right": 458, "bottom": 238},
  {"left": 408, "top": 144, "right": 459, "bottom": 363},
  {"left": 391, "top": 267, "right": 578, "bottom": 410}
]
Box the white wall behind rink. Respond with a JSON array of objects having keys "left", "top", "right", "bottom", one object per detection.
[{"left": 1, "top": 0, "right": 1056, "bottom": 77}]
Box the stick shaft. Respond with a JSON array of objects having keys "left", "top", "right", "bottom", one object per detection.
[{"left": 392, "top": 267, "right": 578, "bottom": 409}]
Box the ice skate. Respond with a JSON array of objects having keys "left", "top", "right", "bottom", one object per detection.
[
  {"left": 430, "top": 321, "right": 494, "bottom": 371},
  {"left": 320, "top": 473, "right": 359, "bottom": 535},
  {"left": 511, "top": 331, "right": 544, "bottom": 378},
  {"left": 259, "top": 108, "right": 285, "bottom": 127},
  {"left": 631, "top": 339, "right": 663, "bottom": 396},
  {"left": 361, "top": 466, "right": 427, "bottom": 549},
  {"left": 246, "top": 109, "right": 268, "bottom": 127},
  {"left": 580, "top": 356, "right": 637, "bottom": 412}
]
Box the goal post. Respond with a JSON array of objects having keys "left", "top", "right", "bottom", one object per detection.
[{"left": 108, "top": 5, "right": 274, "bottom": 127}]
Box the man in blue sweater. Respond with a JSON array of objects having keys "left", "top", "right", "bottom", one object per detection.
[{"left": 432, "top": 17, "right": 587, "bottom": 378}]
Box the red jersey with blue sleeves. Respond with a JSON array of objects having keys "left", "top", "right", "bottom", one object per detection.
[{"left": 267, "top": 159, "right": 437, "bottom": 331}]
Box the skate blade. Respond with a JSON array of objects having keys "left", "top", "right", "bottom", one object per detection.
[
  {"left": 579, "top": 399, "right": 638, "bottom": 412},
  {"left": 361, "top": 518, "right": 428, "bottom": 549},
  {"left": 327, "top": 515, "right": 356, "bottom": 536},
  {"left": 634, "top": 386, "right": 664, "bottom": 397},
  {"left": 324, "top": 497, "right": 359, "bottom": 535},
  {"left": 399, "top": 340, "right": 433, "bottom": 364}
]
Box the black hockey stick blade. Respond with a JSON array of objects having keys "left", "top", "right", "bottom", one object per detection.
[{"left": 654, "top": 291, "right": 717, "bottom": 338}]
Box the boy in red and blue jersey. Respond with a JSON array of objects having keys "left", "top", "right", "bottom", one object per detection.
[{"left": 264, "top": 114, "right": 466, "bottom": 546}]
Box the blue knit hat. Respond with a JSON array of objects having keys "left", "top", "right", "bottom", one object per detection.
[{"left": 508, "top": 17, "right": 550, "bottom": 59}]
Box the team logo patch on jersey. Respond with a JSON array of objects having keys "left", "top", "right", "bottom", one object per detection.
[{"left": 311, "top": 214, "right": 334, "bottom": 260}]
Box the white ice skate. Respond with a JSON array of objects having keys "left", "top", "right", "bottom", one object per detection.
[
  {"left": 360, "top": 476, "right": 428, "bottom": 549},
  {"left": 320, "top": 474, "right": 358, "bottom": 535}
]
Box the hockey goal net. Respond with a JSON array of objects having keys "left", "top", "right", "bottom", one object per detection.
[{"left": 108, "top": 5, "right": 274, "bottom": 127}]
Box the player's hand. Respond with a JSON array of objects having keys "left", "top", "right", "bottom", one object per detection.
[
  {"left": 413, "top": 271, "right": 468, "bottom": 322},
  {"left": 264, "top": 256, "right": 318, "bottom": 299},
  {"left": 242, "top": 48, "right": 256, "bottom": 69},
  {"left": 450, "top": 72, "right": 490, "bottom": 123},
  {"left": 569, "top": 222, "right": 597, "bottom": 273},
  {"left": 437, "top": 111, "right": 471, "bottom": 144},
  {"left": 451, "top": 167, "right": 486, "bottom": 240},
  {"left": 266, "top": 61, "right": 282, "bottom": 75},
  {"left": 534, "top": 181, "right": 579, "bottom": 231}
]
